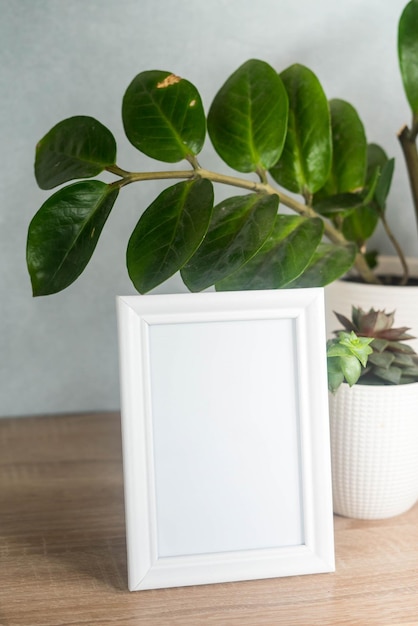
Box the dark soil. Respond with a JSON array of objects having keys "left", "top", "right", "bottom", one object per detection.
[{"left": 345, "top": 275, "right": 418, "bottom": 287}]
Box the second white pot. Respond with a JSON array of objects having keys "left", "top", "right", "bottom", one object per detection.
[
  {"left": 325, "top": 256, "right": 418, "bottom": 353},
  {"left": 329, "top": 382, "right": 418, "bottom": 519}
]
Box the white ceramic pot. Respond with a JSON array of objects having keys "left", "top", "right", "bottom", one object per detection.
[
  {"left": 325, "top": 256, "right": 418, "bottom": 352},
  {"left": 329, "top": 382, "right": 418, "bottom": 519}
]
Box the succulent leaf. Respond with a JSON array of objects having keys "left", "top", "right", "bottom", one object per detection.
[
  {"left": 326, "top": 331, "right": 373, "bottom": 392},
  {"left": 367, "top": 351, "right": 395, "bottom": 368},
  {"left": 333, "top": 311, "right": 356, "bottom": 332},
  {"left": 371, "top": 366, "right": 402, "bottom": 385},
  {"left": 333, "top": 306, "right": 418, "bottom": 385}
]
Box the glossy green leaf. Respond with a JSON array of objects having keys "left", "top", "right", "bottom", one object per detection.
[
  {"left": 270, "top": 64, "right": 331, "bottom": 195},
  {"left": 314, "top": 192, "right": 365, "bottom": 218},
  {"left": 35, "top": 116, "right": 117, "bottom": 190},
  {"left": 375, "top": 158, "right": 395, "bottom": 210},
  {"left": 287, "top": 243, "right": 356, "bottom": 287},
  {"left": 342, "top": 204, "right": 379, "bottom": 244},
  {"left": 27, "top": 181, "right": 119, "bottom": 296},
  {"left": 181, "top": 193, "right": 278, "bottom": 291},
  {"left": 367, "top": 143, "right": 395, "bottom": 211},
  {"left": 127, "top": 179, "right": 213, "bottom": 293},
  {"left": 215, "top": 215, "right": 323, "bottom": 291},
  {"left": 399, "top": 0, "right": 418, "bottom": 115},
  {"left": 207, "top": 59, "right": 289, "bottom": 172},
  {"left": 122, "top": 70, "right": 205, "bottom": 163},
  {"left": 316, "top": 99, "right": 367, "bottom": 197},
  {"left": 367, "top": 143, "right": 388, "bottom": 181},
  {"left": 340, "top": 143, "right": 390, "bottom": 244},
  {"left": 363, "top": 155, "right": 383, "bottom": 205},
  {"left": 341, "top": 149, "right": 394, "bottom": 244}
]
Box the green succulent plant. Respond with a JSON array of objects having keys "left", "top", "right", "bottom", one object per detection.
[
  {"left": 26, "top": 1, "right": 418, "bottom": 296},
  {"left": 333, "top": 307, "right": 418, "bottom": 385},
  {"left": 327, "top": 331, "right": 374, "bottom": 393}
]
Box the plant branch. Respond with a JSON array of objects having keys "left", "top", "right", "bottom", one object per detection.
[
  {"left": 108, "top": 164, "right": 326, "bottom": 216},
  {"left": 378, "top": 208, "right": 409, "bottom": 285},
  {"left": 106, "top": 166, "right": 196, "bottom": 189},
  {"left": 353, "top": 253, "right": 381, "bottom": 285},
  {"left": 398, "top": 123, "right": 418, "bottom": 243},
  {"left": 106, "top": 163, "right": 379, "bottom": 284}
]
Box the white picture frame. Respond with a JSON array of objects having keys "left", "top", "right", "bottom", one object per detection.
[{"left": 117, "top": 288, "right": 335, "bottom": 592}]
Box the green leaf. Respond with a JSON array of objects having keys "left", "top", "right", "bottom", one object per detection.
[
  {"left": 364, "top": 250, "right": 379, "bottom": 270},
  {"left": 399, "top": 0, "right": 418, "bottom": 115},
  {"left": 342, "top": 204, "right": 379, "bottom": 244},
  {"left": 127, "top": 179, "right": 213, "bottom": 293},
  {"left": 326, "top": 343, "right": 353, "bottom": 359},
  {"left": 337, "top": 143, "right": 387, "bottom": 245},
  {"left": 327, "top": 358, "right": 345, "bottom": 393},
  {"left": 215, "top": 214, "right": 323, "bottom": 291},
  {"left": 368, "top": 351, "right": 395, "bottom": 369},
  {"left": 369, "top": 338, "right": 388, "bottom": 352},
  {"left": 385, "top": 341, "right": 416, "bottom": 354},
  {"left": 392, "top": 353, "right": 416, "bottom": 367},
  {"left": 207, "top": 59, "right": 289, "bottom": 172},
  {"left": 401, "top": 364, "right": 418, "bottom": 378},
  {"left": 327, "top": 332, "right": 372, "bottom": 391},
  {"left": 340, "top": 354, "right": 362, "bottom": 387},
  {"left": 314, "top": 192, "right": 365, "bottom": 218},
  {"left": 327, "top": 340, "right": 365, "bottom": 387},
  {"left": 362, "top": 143, "right": 388, "bottom": 204},
  {"left": 181, "top": 193, "right": 278, "bottom": 291},
  {"left": 316, "top": 99, "right": 367, "bottom": 198},
  {"left": 122, "top": 70, "right": 206, "bottom": 162},
  {"left": 373, "top": 366, "right": 402, "bottom": 385},
  {"left": 27, "top": 181, "right": 119, "bottom": 296},
  {"left": 287, "top": 243, "right": 356, "bottom": 288},
  {"left": 337, "top": 332, "right": 373, "bottom": 367},
  {"left": 35, "top": 116, "right": 117, "bottom": 190},
  {"left": 375, "top": 158, "right": 395, "bottom": 210},
  {"left": 270, "top": 64, "right": 331, "bottom": 195},
  {"left": 367, "top": 143, "right": 388, "bottom": 182}
]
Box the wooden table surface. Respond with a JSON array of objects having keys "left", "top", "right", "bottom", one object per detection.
[{"left": 1, "top": 412, "right": 418, "bottom": 626}]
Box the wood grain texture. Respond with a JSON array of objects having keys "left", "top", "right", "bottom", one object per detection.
[{"left": 1, "top": 412, "right": 418, "bottom": 625}]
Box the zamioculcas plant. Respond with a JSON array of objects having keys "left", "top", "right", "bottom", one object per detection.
[
  {"left": 332, "top": 307, "right": 418, "bottom": 385},
  {"left": 26, "top": 1, "right": 418, "bottom": 296}
]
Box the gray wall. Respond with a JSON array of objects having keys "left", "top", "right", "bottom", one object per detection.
[{"left": 0, "top": 0, "right": 413, "bottom": 417}]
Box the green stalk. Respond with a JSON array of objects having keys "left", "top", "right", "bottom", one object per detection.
[
  {"left": 378, "top": 207, "right": 409, "bottom": 285},
  {"left": 106, "top": 163, "right": 380, "bottom": 284},
  {"left": 398, "top": 121, "right": 418, "bottom": 246}
]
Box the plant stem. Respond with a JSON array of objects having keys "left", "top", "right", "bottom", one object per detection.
[
  {"left": 378, "top": 208, "right": 409, "bottom": 285},
  {"left": 398, "top": 122, "right": 418, "bottom": 246},
  {"left": 353, "top": 253, "right": 381, "bottom": 284},
  {"left": 106, "top": 165, "right": 195, "bottom": 188},
  {"left": 106, "top": 163, "right": 380, "bottom": 284}
]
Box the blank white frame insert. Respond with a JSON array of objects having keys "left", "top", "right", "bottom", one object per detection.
[{"left": 117, "top": 288, "right": 334, "bottom": 591}]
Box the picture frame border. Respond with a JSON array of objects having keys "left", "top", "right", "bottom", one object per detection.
[{"left": 117, "top": 288, "right": 335, "bottom": 591}]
